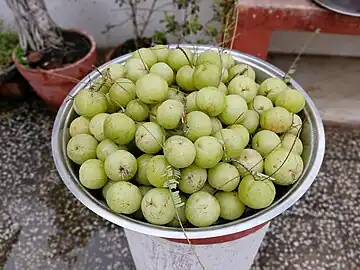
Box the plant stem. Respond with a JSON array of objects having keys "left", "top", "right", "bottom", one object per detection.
[
  {"left": 139, "top": 0, "right": 158, "bottom": 37},
  {"left": 128, "top": 0, "right": 141, "bottom": 45}
]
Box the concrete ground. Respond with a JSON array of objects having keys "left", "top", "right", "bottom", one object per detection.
[
  {"left": 0, "top": 90, "right": 359, "bottom": 269},
  {"left": 1, "top": 52, "right": 360, "bottom": 269}
]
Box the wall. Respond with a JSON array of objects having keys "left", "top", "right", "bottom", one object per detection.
[{"left": 1, "top": 0, "right": 360, "bottom": 56}]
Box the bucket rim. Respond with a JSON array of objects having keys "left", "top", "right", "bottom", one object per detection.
[{"left": 52, "top": 44, "right": 325, "bottom": 240}]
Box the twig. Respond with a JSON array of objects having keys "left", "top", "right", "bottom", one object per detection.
[
  {"left": 139, "top": 0, "right": 159, "bottom": 37},
  {"left": 283, "top": 29, "right": 321, "bottom": 84},
  {"left": 230, "top": 6, "right": 239, "bottom": 50},
  {"left": 128, "top": 0, "right": 141, "bottom": 42}
]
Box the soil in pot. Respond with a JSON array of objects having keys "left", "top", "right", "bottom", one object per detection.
[
  {"left": 17, "top": 30, "right": 91, "bottom": 70},
  {"left": 13, "top": 29, "right": 97, "bottom": 110},
  {"left": 110, "top": 37, "right": 153, "bottom": 60},
  {"left": 109, "top": 34, "right": 168, "bottom": 60}
]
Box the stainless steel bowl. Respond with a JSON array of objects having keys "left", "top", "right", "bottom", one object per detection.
[{"left": 52, "top": 44, "right": 325, "bottom": 240}]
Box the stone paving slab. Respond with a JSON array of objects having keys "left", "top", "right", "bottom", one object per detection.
[{"left": 0, "top": 96, "right": 359, "bottom": 270}]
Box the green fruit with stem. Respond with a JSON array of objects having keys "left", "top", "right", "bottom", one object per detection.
[
  {"left": 135, "top": 122, "right": 165, "bottom": 154},
  {"left": 220, "top": 53, "right": 236, "bottom": 69},
  {"left": 69, "top": 116, "right": 90, "bottom": 137},
  {"left": 229, "top": 124, "right": 250, "bottom": 154},
  {"left": 208, "top": 162, "right": 240, "bottom": 192},
  {"left": 125, "top": 99, "right": 150, "bottom": 122},
  {"left": 217, "top": 82, "right": 228, "bottom": 94},
  {"left": 184, "top": 111, "right": 212, "bottom": 141},
  {"left": 239, "top": 110, "right": 259, "bottom": 134},
  {"left": 281, "top": 133, "right": 303, "bottom": 155},
  {"left": 151, "top": 45, "right": 169, "bottom": 62},
  {"left": 228, "top": 64, "right": 256, "bottom": 80},
  {"left": 214, "top": 129, "right": 246, "bottom": 159},
  {"left": 102, "top": 180, "right": 116, "bottom": 199},
  {"left": 164, "top": 135, "right": 196, "bottom": 168},
  {"left": 92, "top": 75, "right": 112, "bottom": 94},
  {"left": 200, "top": 182, "right": 216, "bottom": 194},
  {"left": 74, "top": 89, "right": 108, "bottom": 118},
  {"left": 108, "top": 78, "right": 136, "bottom": 107},
  {"left": 196, "top": 86, "right": 226, "bottom": 117},
  {"left": 135, "top": 121, "right": 146, "bottom": 131},
  {"left": 227, "top": 76, "right": 258, "bottom": 103},
  {"left": 106, "top": 181, "right": 142, "bottom": 214},
  {"left": 96, "top": 139, "right": 121, "bottom": 162},
  {"left": 132, "top": 48, "right": 157, "bottom": 68},
  {"left": 192, "top": 53, "right": 199, "bottom": 65},
  {"left": 275, "top": 89, "right": 306, "bottom": 113},
  {"left": 249, "top": 95, "right": 273, "bottom": 115},
  {"left": 260, "top": 107, "right": 293, "bottom": 133},
  {"left": 106, "top": 93, "right": 120, "bottom": 113},
  {"left": 136, "top": 73, "right": 168, "bottom": 104},
  {"left": 135, "top": 154, "right": 154, "bottom": 186},
  {"left": 185, "top": 191, "right": 220, "bottom": 227},
  {"left": 221, "top": 68, "right": 229, "bottom": 83},
  {"left": 103, "top": 113, "right": 136, "bottom": 145},
  {"left": 125, "top": 58, "right": 148, "bottom": 82},
  {"left": 168, "top": 87, "right": 186, "bottom": 104},
  {"left": 133, "top": 185, "right": 153, "bottom": 220},
  {"left": 139, "top": 185, "right": 153, "bottom": 196},
  {"left": 146, "top": 155, "right": 170, "bottom": 187},
  {"left": 238, "top": 175, "right": 276, "bottom": 209},
  {"left": 264, "top": 148, "right": 304, "bottom": 185},
  {"left": 106, "top": 63, "right": 127, "bottom": 81},
  {"left": 196, "top": 50, "right": 222, "bottom": 66},
  {"left": 167, "top": 47, "right": 193, "bottom": 71},
  {"left": 252, "top": 130, "right": 281, "bottom": 157},
  {"left": 288, "top": 114, "right": 303, "bottom": 136},
  {"left": 258, "top": 77, "right": 288, "bottom": 103},
  {"left": 210, "top": 117, "right": 223, "bottom": 135},
  {"left": 89, "top": 113, "right": 109, "bottom": 141},
  {"left": 193, "top": 63, "right": 222, "bottom": 90},
  {"left": 66, "top": 134, "right": 98, "bottom": 165},
  {"left": 179, "top": 164, "right": 207, "bottom": 194},
  {"left": 157, "top": 99, "right": 184, "bottom": 129},
  {"left": 104, "top": 150, "right": 137, "bottom": 181},
  {"left": 232, "top": 148, "right": 263, "bottom": 177},
  {"left": 150, "top": 62, "right": 175, "bottom": 85},
  {"left": 150, "top": 103, "right": 161, "bottom": 122},
  {"left": 218, "top": 95, "right": 248, "bottom": 125},
  {"left": 185, "top": 92, "right": 198, "bottom": 112},
  {"left": 176, "top": 65, "right": 196, "bottom": 91},
  {"left": 215, "top": 191, "right": 245, "bottom": 220},
  {"left": 141, "top": 188, "right": 176, "bottom": 225},
  {"left": 167, "top": 194, "right": 187, "bottom": 227},
  {"left": 79, "top": 159, "right": 108, "bottom": 189},
  {"left": 194, "top": 136, "right": 223, "bottom": 168}
]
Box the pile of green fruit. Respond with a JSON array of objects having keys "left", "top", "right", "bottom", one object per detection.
[{"left": 66, "top": 45, "right": 306, "bottom": 228}]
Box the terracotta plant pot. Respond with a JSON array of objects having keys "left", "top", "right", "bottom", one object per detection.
[
  {"left": 12, "top": 29, "right": 97, "bottom": 110},
  {"left": 105, "top": 46, "right": 118, "bottom": 63}
]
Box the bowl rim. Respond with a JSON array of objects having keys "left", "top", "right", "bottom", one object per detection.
[{"left": 52, "top": 44, "right": 325, "bottom": 239}]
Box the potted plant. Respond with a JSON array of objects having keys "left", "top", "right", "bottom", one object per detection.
[
  {"left": 162, "top": 0, "right": 237, "bottom": 46},
  {"left": 105, "top": 0, "right": 169, "bottom": 61},
  {"left": 0, "top": 20, "right": 18, "bottom": 85},
  {"left": 0, "top": 20, "right": 31, "bottom": 99},
  {"left": 6, "top": 0, "right": 98, "bottom": 109}
]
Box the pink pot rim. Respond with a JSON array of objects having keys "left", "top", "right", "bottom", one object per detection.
[
  {"left": 12, "top": 28, "right": 96, "bottom": 74},
  {"left": 105, "top": 43, "right": 123, "bottom": 63}
]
